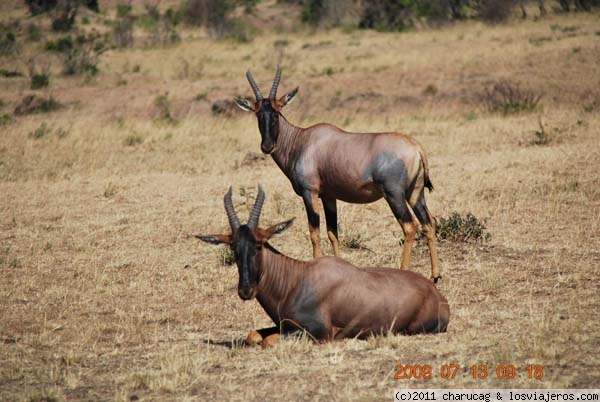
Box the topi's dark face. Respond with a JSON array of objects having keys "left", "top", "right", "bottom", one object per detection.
[
  {"left": 232, "top": 225, "right": 262, "bottom": 300},
  {"left": 256, "top": 100, "right": 280, "bottom": 154},
  {"left": 197, "top": 185, "right": 294, "bottom": 301}
]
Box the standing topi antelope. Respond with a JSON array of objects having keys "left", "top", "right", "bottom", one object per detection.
[
  {"left": 235, "top": 66, "right": 442, "bottom": 282},
  {"left": 197, "top": 186, "right": 450, "bottom": 347}
]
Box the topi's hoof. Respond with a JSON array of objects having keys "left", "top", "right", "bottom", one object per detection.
[
  {"left": 245, "top": 330, "right": 263, "bottom": 347},
  {"left": 261, "top": 333, "right": 280, "bottom": 349},
  {"left": 432, "top": 275, "right": 442, "bottom": 284}
]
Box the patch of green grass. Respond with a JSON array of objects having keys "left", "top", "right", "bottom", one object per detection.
[
  {"left": 550, "top": 24, "right": 579, "bottom": 34},
  {"left": 194, "top": 92, "right": 208, "bottom": 101},
  {"left": 26, "top": 23, "right": 42, "bottom": 41},
  {"left": 0, "top": 113, "right": 13, "bottom": 126},
  {"left": 464, "top": 111, "right": 478, "bottom": 121},
  {"left": 124, "top": 134, "right": 144, "bottom": 147},
  {"left": 220, "top": 247, "right": 236, "bottom": 266},
  {"left": 29, "top": 123, "right": 52, "bottom": 140},
  {"left": 117, "top": 3, "right": 132, "bottom": 18},
  {"left": 27, "top": 393, "right": 60, "bottom": 402},
  {"left": 31, "top": 73, "right": 50, "bottom": 89},
  {"left": 528, "top": 36, "right": 552, "bottom": 47},
  {"left": 154, "top": 94, "right": 176, "bottom": 123},
  {"left": 38, "top": 97, "right": 63, "bottom": 113},
  {"left": 0, "top": 69, "right": 22, "bottom": 77},
  {"left": 46, "top": 36, "right": 73, "bottom": 53}
]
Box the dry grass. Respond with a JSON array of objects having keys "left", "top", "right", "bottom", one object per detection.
[{"left": 1, "top": 4, "right": 599, "bottom": 401}]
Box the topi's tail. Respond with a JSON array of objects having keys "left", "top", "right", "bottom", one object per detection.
[{"left": 418, "top": 148, "right": 434, "bottom": 192}]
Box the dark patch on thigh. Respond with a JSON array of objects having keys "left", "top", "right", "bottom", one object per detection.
[
  {"left": 364, "top": 151, "right": 409, "bottom": 190},
  {"left": 284, "top": 283, "right": 328, "bottom": 340},
  {"left": 364, "top": 152, "right": 413, "bottom": 222}
]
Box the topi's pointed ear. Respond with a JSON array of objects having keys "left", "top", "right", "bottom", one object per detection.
[
  {"left": 234, "top": 97, "right": 255, "bottom": 112},
  {"left": 195, "top": 234, "right": 232, "bottom": 245},
  {"left": 261, "top": 218, "right": 294, "bottom": 240},
  {"left": 279, "top": 87, "right": 299, "bottom": 108}
]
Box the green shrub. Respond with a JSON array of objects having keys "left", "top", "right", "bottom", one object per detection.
[
  {"left": 0, "top": 31, "right": 19, "bottom": 56},
  {"left": 0, "top": 69, "right": 22, "bottom": 77},
  {"left": 0, "top": 113, "right": 13, "bottom": 126},
  {"left": 30, "top": 73, "right": 50, "bottom": 89},
  {"left": 46, "top": 36, "right": 74, "bottom": 52},
  {"left": 38, "top": 97, "right": 62, "bottom": 113},
  {"left": 116, "top": 2, "right": 132, "bottom": 18},
  {"left": 154, "top": 94, "right": 175, "bottom": 122},
  {"left": 26, "top": 23, "right": 42, "bottom": 41},
  {"left": 301, "top": 0, "right": 324, "bottom": 25},
  {"left": 436, "top": 212, "right": 491, "bottom": 242}
]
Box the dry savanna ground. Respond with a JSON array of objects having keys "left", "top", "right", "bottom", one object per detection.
[{"left": 1, "top": 2, "right": 599, "bottom": 401}]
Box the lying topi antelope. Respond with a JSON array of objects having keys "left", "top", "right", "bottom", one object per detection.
[
  {"left": 235, "top": 66, "right": 442, "bottom": 282},
  {"left": 197, "top": 186, "right": 450, "bottom": 347}
]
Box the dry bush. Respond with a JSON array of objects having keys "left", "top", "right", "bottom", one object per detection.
[
  {"left": 211, "top": 99, "right": 238, "bottom": 116},
  {"left": 528, "top": 117, "right": 551, "bottom": 146},
  {"left": 154, "top": 93, "right": 176, "bottom": 122},
  {"left": 144, "top": 7, "right": 181, "bottom": 47},
  {"left": 436, "top": 212, "right": 491, "bottom": 242},
  {"left": 471, "top": 0, "right": 514, "bottom": 23},
  {"left": 0, "top": 22, "right": 20, "bottom": 56},
  {"left": 302, "top": 0, "right": 360, "bottom": 27},
  {"left": 184, "top": 0, "right": 234, "bottom": 38},
  {"left": 25, "top": 0, "right": 58, "bottom": 15},
  {"left": 113, "top": 16, "right": 134, "bottom": 48},
  {"left": 13, "top": 94, "right": 63, "bottom": 116},
  {"left": 482, "top": 80, "right": 543, "bottom": 114},
  {"left": 51, "top": 0, "right": 79, "bottom": 32},
  {"left": 359, "top": 0, "right": 414, "bottom": 30},
  {"left": 25, "top": 0, "right": 98, "bottom": 15},
  {"left": 63, "top": 44, "right": 99, "bottom": 75}
]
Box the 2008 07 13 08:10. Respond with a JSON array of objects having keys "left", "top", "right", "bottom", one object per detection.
[{"left": 394, "top": 364, "right": 544, "bottom": 380}]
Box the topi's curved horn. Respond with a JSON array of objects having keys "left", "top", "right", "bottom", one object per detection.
[
  {"left": 269, "top": 65, "right": 282, "bottom": 100},
  {"left": 246, "top": 69, "right": 263, "bottom": 100},
  {"left": 224, "top": 187, "right": 241, "bottom": 231},
  {"left": 247, "top": 185, "right": 265, "bottom": 229}
]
